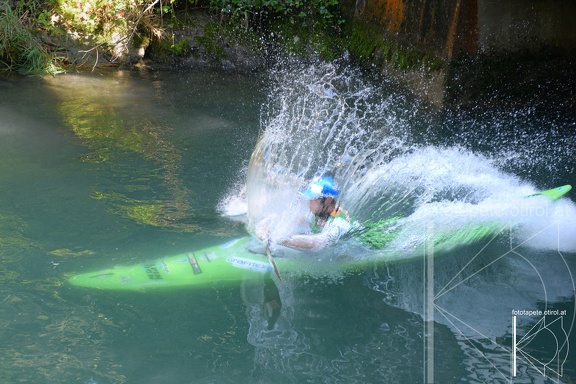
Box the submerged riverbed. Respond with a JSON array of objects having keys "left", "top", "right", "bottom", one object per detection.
[{"left": 1, "top": 65, "right": 575, "bottom": 383}]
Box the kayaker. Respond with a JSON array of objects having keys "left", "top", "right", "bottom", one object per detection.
[{"left": 265, "top": 175, "right": 356, "bottom": 250}]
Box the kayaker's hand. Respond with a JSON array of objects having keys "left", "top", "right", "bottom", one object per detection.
[{"left": 255, "top": 222, "right": 271, "bottom": 242}]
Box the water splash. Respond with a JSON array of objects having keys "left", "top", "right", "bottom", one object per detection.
[
  {"left": 245, "top": 63, "right": 412, "bottom": 240},
  {"left": 237, "top": 62, "right": 576, "bottom": 256}
]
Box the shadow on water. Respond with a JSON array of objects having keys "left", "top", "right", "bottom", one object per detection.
[{"left": 0, "top": 60, "right": 575, "bottom": 383}]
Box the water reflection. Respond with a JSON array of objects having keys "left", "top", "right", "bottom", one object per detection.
[
  {"left": 1, "top": 69, "right": 263, "bottom": 383},
  {"left": 46, "top": 72, "right": 199, "bottom": 232},
  {"left": 241, "top": 270, "right": 472, "bottom": 383}
]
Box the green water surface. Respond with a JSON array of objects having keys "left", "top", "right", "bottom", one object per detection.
[{"left": 0, "top": 68, "right": 574, "bottom": 384}]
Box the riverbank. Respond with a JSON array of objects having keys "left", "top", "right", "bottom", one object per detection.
[
  {"left": 0, "top": 1, "right": 345, "bottom": 74},
  {"left": 2, "top": 1, "right": 574, "bottom": 117}
]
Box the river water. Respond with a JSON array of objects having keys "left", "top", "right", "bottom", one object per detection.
[{"left": 0, "top": 64, "right": 575, "bottom": 384}]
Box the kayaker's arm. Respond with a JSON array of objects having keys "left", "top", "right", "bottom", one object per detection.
[
  {"left": 279, "top": 222, "right": 345, "bottom": 250},
  {"left": 278, "top": 233, "right": 331, "bottom": 250}
]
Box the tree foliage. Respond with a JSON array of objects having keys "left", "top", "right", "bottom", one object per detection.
[
  {"left": 0, "top": 0, "right": 63, "bottom": 74},
  {"left": 211, "top": 0, "right": 342, "bottom": 29},
  {"left": 0, "top": 0, "right": 344, "bottom": 75},
  {"left": 1, "top": 0, "right": 163, "bottom": 74}
]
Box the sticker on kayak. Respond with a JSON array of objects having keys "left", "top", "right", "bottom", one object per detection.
[
  {"left": 141, "top": 261, "right": 163, "bottom": 280},
  {"left": 187, "top": 253, "right": 202, "bottom": 275},
  {"left": 226, "top": 257, "right": 270, "bottom": 273}
]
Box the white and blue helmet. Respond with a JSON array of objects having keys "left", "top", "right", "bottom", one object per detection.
[{"left": 300, "top": 176, "right": 340, "bottom": 199}]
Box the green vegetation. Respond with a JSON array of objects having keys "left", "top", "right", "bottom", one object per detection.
[
  {"left": 344, "top": 20, "right": 444, "bottom": 71},
  {"left": 210, "top": 0, "right": 343, "bottom": 29},
  {"left": 0, "top": 0, "right": 348, "bottom": 74},
  {"left": 265, "top": 19, "right": 343, "bottom": 61},
  {"left": 1, "top": 0, "right": 172, "bottom": 74},
  {"left": 1, "top": 0, "right": 440, "bottom": 75},
  {"left": 194, "top": 21, "right": 228, "bottom": 58},
  {"left": 0, "top": 0, "right": 63, "bottom": 74},
  {"left": 207, "top": 0, "right": 346, "bottom": 60}
]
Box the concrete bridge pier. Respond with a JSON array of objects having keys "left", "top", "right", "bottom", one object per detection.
[{"left": 342, "top": 0, "right": 576, "bottom": 113}]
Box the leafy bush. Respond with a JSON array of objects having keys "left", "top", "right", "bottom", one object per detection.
[
  {"left": 211, "top": 0, "right": 343, "bottom": 29},
  {"left": 1, "top": 0, "right": 169, "bottom": 73},
  {"left": 45, "top": 0, "right": 151, "bottom": 62},
  {"left": 0, "top": 0, "right": 63, "bottom": 74}
]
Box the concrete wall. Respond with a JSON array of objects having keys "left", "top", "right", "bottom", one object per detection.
[
  {"left": 478, "top": 0, "right": 576, "bottom": 53},
  {"left": 351, "top": 0, "right": 478, "bottom": 59},
  {"left": 343, "top": 0, "right": 576, "bottom": 108},
  {"left": 349, "top": 0, "right": 576, "bottom": 58}
]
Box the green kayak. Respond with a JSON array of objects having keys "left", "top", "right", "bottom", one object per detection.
[{"left": 68, "top": 185, "right": 572, "bottom": 291}]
